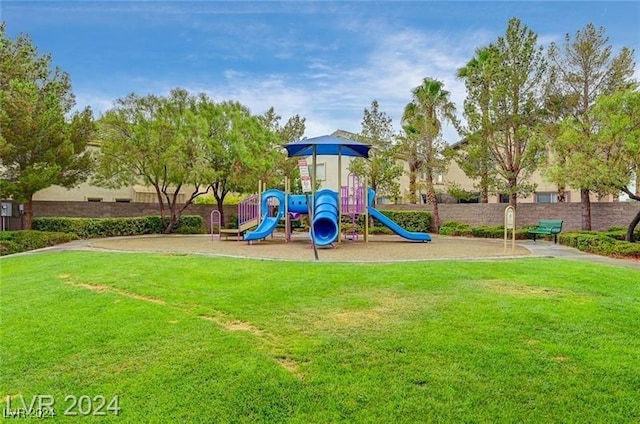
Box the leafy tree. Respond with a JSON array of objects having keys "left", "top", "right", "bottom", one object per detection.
[
  {"left": 348, "top": 100, "right": 403, "bottom": 203},
  {"left": 401, "top": 78, "right": 457, "bottom": 230},
  {"left": 94, "top": 89, "right": 215, "bottom": 232},
  {"left": 201, "top": 101, "right": 280, "bottom": 224},
  {"left": 454, "top": 46, "right": 499, "bottom": 203},
  {"left": 260, "top": 107, "right": 306, "bottom": 192},
  {"left": 0, "top": 24, "right": 94, "bottom": 229},
  {"left": 545, "top": 23, "right": 636, "bottom": 229},
  {"left": 478, "top": 18, "right": 548, "bottom": 207},
  {"left": 588, "top": 90, "right": 640, "bottom": 241},
  {"left": 536, "top": 92, "right": 578, "bottom": 202},
  {"left": 446, "top": 182, "right": 481, "bottom": 203}
]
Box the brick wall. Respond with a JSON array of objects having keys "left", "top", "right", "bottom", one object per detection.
[
  {"left": 2, "top": 201, "right": 238, "bottom": 231},
  {"left": 377, "top": 202, "right": 640, "bottom": 231},
  {"left": 2, "top": 200, "right": 639, "bottom": 232}
]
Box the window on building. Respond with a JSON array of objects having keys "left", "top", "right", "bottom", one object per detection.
[
  {"left": 87, "top": 197, "right": 103, "bottom": 202},
  {"left": 115, "top": 198, "right": 131, "bottom": 203},
  {"left": 536, "top": 192, "right": 556, "bottom": 203},
  {"left": 499, "top": 194, "right": 510, "bottom": 203},
  {"left": 459, "top": 196, "right": 480, "bottom": 204},
  {"left": 315, "top": 163, "right": 326, "bottom": 181},
  {"left": 535, "top": 192, "right": 569, "bottom": 203},
  {"left": 435, "top": 173, "right": 445, "bottom": 184}
]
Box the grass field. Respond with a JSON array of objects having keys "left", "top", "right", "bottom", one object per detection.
[{"left": 1, "top": 251, "right": 639, "bottom": 422}]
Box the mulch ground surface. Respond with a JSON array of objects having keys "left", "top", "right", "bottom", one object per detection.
[{"left": 85, "top": 233, "right": 531, "bottom": 262}]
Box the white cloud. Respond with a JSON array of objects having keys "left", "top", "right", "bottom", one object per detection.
[{"left": 79, "top": 12, "right": 638, "bottom": 146}]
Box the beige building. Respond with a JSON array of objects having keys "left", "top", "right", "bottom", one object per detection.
[
  {"left": 31, "top": 130, "right": 618, "bottom": 205},
  {"left": 313, "top": 131, "right": 618, "bottom": 205}
]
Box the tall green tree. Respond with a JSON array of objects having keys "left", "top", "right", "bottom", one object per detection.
[
  {"left": 260, "top": 107, "right": 306, "bottom": 192},
  {"left": 454, "top": 46, "right": 498, "bottom": 203},
  {"left": 585, "top": 90, "right": 640, "bottom": 241},
  {"left": 545, "top": 23, "right": 636, "bottom": 229},
  {"left": 0, "top": 24, "right": 94, "bottom": 229},
  {"left": 401, "top": 78, "right": 457, "bottom": 230},
  {"left": 94, "top": 89, "right": 215, "bottom": 232},
  {"left": 201, "top": 101, "right": 280, "bottom": 224},
  {"left": 348, "top": 100, "right": 403, "bottom": 203},
  {"left": 480, "top": 18, "right": 548, "bottom": 207}
]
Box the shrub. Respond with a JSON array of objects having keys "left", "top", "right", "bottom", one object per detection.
[
  {"left": 339, "top": 215, "right": 393, "bottom": 236},
  {"left": 440, "top": 222, "right": 543, "bottom": 240},
  {"left": 175, "top": 226, "right": 206, "bottom": 235},
  {"left": 225, "top": 215, "right": 239, "bottom": 230},
  {"left": 609, "top": 242, "right": 640, "bottom": 259},
  {"left": 559, "top": 231, "right": 640, "bottom": 259},
  {"left": 32, "top": 215, "right": 203, "bottom": 238},
  {"left": 604, "top": 227, "right": 640, "bottom": 241},
  {"left": 471, "top": 225, "right": 502, "bottom": 238},
  {"left": 377, "top": 210, "right": 432, "bottom": 232},
  {"left": 470, "top": 225, "right": 531, "bottom": 239},
  {"left": 0, "top": 231, "right": 79, "bottom": 256},
  {"left": 178, "top": 215, "right": 203, "bottom": 229},
  {"left": 194, "top": 193, "right": 246, "bottom": 205},
  {"left": 439, "top": 221, "right": 473, "bottom": 236},
  {"left": 369, "top": 225, "right": 393, "bottom": 235},
  {"left": 338, "top": 213, "right": 424, "bottom": 235}
]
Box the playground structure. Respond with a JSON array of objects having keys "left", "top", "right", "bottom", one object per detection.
[
  {"left": 211, "top": 134, "right": 431, "bottom": 247},
  {"left": 211, "top": 173, "right": 431, "bottom": 246}
]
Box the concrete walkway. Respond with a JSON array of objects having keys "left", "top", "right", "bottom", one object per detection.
[{"left": 520, "top": 239, "right": 640, "bottom": 270}]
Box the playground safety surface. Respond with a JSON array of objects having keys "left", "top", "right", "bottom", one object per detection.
[{"left": 82, "top": 233, "right": 533, "bottom": 262}]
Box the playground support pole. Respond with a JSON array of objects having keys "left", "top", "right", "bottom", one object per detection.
[
  {"left": 285, "top": 176, "right": 290, "bottom": 242},
  {"left": 310, "top": 146, "right": 319, "bottom": 260},
  {"left": 258, "top": 179, "right": 263, "bottom": 220},
  {"left": 338, "top": 148, "right": 342, "bottom": 243},
  {"left": 364, "top": 176, "right": 369, "bottom": 242}
]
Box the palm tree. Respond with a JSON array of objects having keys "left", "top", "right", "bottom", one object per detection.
[
  {"left": 455, "top": 46, "right": 497, "bottom": 203},
  {"left": 402, "top": 78, "right": 457, "bottom": 231}
]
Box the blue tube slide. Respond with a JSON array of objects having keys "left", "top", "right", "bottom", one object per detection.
[
  {"left": 367, "top": 188, "right": 431, "bottom": 242},
  {"left": 245, "top": 189, "right": 286, "bottom": 241},
  {"left": 312, "top": 189, "right": 339, "bottom": 246}
]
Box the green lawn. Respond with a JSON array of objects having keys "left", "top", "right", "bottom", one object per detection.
[{"left": 1, "top": 251, "right": 639, "bottom": 422}]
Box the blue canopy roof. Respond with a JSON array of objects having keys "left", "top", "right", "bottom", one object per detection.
[{"left": 283, "top": 135, "right": 371, "bottom": 158}]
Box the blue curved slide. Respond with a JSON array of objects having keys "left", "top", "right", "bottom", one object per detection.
[
  {"left": 367, "top": 188, "right": 431, "bottom": 242},
  {"left": 368, "top": 207, "right": 431, "bottom": 242},
  {"left": 245, "top": 189, "right": 286, "bottom": 241},
  {"left": 312, "top": 189, "right": 339, "bottom": 246}
]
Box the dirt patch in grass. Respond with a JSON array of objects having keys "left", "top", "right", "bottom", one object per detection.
[
  {"left": 310, "top": 289, "right": 440, "bottom": 332},
  {"left": 199, "top": 315, "right": 264, "bottom": 337},
  {"left": 68, "top": 281, "right": 167, "bottom": 305},
  {"left": 275, "top": 356, "right": 303, "bottom": 379},
  {"left": 474, "top": 280, "right": 566, "bottom": 297},
  {"left": 200, "top": 315, "right": 303, "bottom": 378},
  {"left": 60, "top": 275, "right": 303, "bottom": 379}
]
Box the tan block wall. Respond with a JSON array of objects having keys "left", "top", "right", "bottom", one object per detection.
[
  {"left": 2, "top": 200, "right": 637, "bottom": 233},
  {"left": 377, "top": 202, "right": 640, "bottom": 232},
  {"left": 2, "top": 201, "right": 238, "bottom": 231}
]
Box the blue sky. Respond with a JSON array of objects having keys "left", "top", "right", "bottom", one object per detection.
[{"left": 2, "top": 1, "right": 639, "bottom": 142}]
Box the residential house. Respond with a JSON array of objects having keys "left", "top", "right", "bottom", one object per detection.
[{"left": 29, "top": 130, "right": 618, "bottom": 205}]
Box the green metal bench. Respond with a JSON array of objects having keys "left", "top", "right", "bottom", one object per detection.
[{"left": 528, "top": 219, "right": 563, "bottom": 244}]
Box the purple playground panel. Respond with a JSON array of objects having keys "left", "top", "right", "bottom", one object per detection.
[{"left": 238, "top": 194, "right": 259, "bottom": 228}]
